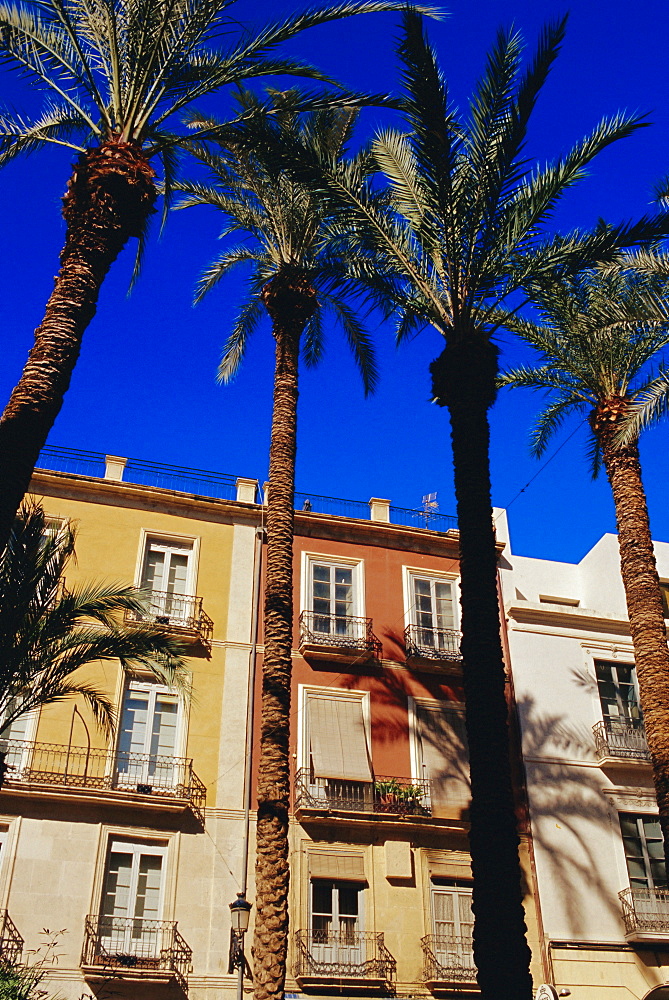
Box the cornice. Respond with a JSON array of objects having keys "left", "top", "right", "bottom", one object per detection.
[{"left": 505, "top": 600, "right": 631, "bottom": 637}]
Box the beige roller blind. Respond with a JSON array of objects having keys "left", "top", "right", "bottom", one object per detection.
[
  {"left": 416, "top": 702, "right": 470, "bottom": 814},
  {"left": 308, "top": 695, "right": 372, "bottom": 781},
  {"left": 309, "top": 852, "right": 366, "bottom": 881},
  {"left": 425, "top": 849, "right": 472, "bottom": 879}
]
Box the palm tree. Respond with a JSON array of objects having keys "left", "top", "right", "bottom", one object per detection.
[
  {"left": 499, "top": 267, "right": 669, "bottom": 878},
  {"left": 175, "top": 90, "right": 377, "bottom": 1000},
  {"left": 281, "top": 13, "right": 669, "bottom": 999},
  {"left": 0, "top": 0, "right": 410, "bottom": 556},
  {"left": 0, "top": 499, "right": 187, "bottom": 762}
]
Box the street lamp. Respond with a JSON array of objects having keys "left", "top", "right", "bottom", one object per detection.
[{"left": 228, "top": 892, "right": 252, "bottom": 977}]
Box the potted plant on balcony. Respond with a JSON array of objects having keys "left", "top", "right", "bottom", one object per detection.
[{"left": 374, "top": 777, "right": 402, "bottom": 811}]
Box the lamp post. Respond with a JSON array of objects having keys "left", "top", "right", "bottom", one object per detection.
[{"left": 228, "top": 892, "right": 252, "bottom": 979}]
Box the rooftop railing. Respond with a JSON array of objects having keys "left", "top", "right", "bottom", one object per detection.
[
  {"left": 294, "top": 930, "right": 396, "bottom": 985},
  {"left": 35, "top": 445, "right": 458, "bottom": 532},
  {"left": 421, "top": 934, "right": 476, "bottom": 985},
  {"left": 81, "top": 915, "right": 191, "bottom": 990},
  {"left": 619, "top": 886, "right": 669, "bottom": 937},
  {"left": 0, "top": 911, "right": 23, "bottom": 966},
  {"left": 592, "top": 719, "right": 650, "bottom": 762},
  {"left": 295, "top": 769, "right": 431, "bottom": 817},
  {"left": 1, "top": 740, "right": 206, "bottom": 823},
  {"left": 404, "top": 624, "right": 462, "bottom": 663}
]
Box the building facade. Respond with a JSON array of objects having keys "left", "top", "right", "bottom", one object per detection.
[
  {"left": 0, "top": 447, "right": 546, "bottom": 999},
  {"left": 498, "top": 509, "right": 669, "bottom": 1000}
]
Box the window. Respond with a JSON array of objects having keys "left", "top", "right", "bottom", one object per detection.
[
  {"left": 620, "top": 814, "right": 666, "bottom": 889},
  {"left": 140, "top": 537, "right": 195, "bottom": 626},
  {"left": 301, "top": 689, "right": 372, "bottom": 807},
  {"left": 303, "top": 556, "right": 364, "bottom": 640},
  {"left": 0, "top": 700, "right": 35, "bottom": 776},
  {"left": 430, "top": 881, "right": 474, "bottom": 972},
  {"left": 100, "top": 840, "right": 166, "bottom": 956},
  {"left": 310, "top": 881, "right": 364, "bottom": 964},
  {"left": 412, "top": 700, "right": 469, "bottom": 816},
  {"left": 405, "top": 572, "right": 459, "bottom": 659},
  {"left": 596, "top": 661, "right": 642, "bottom": 728},
  {"left": 116, "top": 681, "right": 181, "bottom": 791}
]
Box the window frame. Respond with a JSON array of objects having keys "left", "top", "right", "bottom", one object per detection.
[
  {"left": 402, "top": 566, "right": 459, "bottom": 632},
  {"left": 134, "top": 530, "right": 200, "bottom": 597},
  {"left": 619, "top": 812, "right": 666, "bottom": 890},
  {"left": 300, "top": 552, "right": 365, "bottom": 621},
  {"left": 595, "top": 659, "right": 641, "bottom": 726},
  {"left": 310, "top": 879, "right": 364, "bottom": 938}
]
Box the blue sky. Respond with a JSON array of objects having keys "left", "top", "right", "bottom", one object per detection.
[{"left": 0, "top": 0, "right": 668, "bottom": 563}]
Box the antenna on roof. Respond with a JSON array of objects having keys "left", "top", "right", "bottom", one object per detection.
[{"left": 421, "top": 492, "right": 438, "bottom": 527}]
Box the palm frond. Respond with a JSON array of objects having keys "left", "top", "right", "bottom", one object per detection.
[{"left": 218, "top": 295, "right": 266, "bottom": 382}]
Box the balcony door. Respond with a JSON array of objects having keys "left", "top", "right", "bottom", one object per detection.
[
  {"left": 303, "top": 690, "right": 372, "bottom": 808},
  {"left": 100, "top": 841, "right": 166, "bottom": 959},
  {"left": 412, "top": 699, "right": 470, "bottom": 817},
  {"left": 431, "top": 884, "right": 474, "bottom": 973},
  {"left": 309, "top": 560, "right": 362, "bottom": 641},
  {"left": 0, "top": 700, "right": 33, "bottom": 775},
  {"left": 116, "top": 682, "right": 180, "bottom": 791},
  {"left": 410, "top": 575, "right": 457, "bottom": 652},
  {"left": 311, "top": 880, "right": 363, "bottom": 967},
  {"left": 620, "top": 814, "right": 665, "bottom": 889},
  {"left": 141, "top": 539, "right": 193, "bottom": 626},
  {"left": 596, "top": 661, "right": 641, "bottom": 727}
]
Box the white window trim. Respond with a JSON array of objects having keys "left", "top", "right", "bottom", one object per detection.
[
  {"left": 89, "top": 827, "right": 179, "bottom": 923},
  {"left": 582, "top": 643, "right": 635, "bottom": 728},
  {"left": 134, "top": 529, "right": 200, "bottom": 596},
  {"left": 402, "top": 566, "right": 459, "bottom": 630},
  {"left": 117, "top": 678, "right": 188, "bottom": 762},
  {"left": 297, "top": 684, "right": 371, "bottom": 773},
  {"left": 408, "top": 695, "right": 466, "bottom": 783},
  {"left": 300, "top": 551, "right": 365, "bottom": 619}
]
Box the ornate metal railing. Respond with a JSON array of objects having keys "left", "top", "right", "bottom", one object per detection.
[
  {"left": 0, "top": 740, "right": 206, "bottom": 822},
  {"left": 404, "top": 624, "right": 462, "bottom": 663},
  {"left": 592, "top": 719, "right": 650, "bottom": 761},
  {"left": 421, "top": 934, "right": 476, "bottom": 984},
  {"left": 295, "top": 769, "right": 431, "bottom": 816},
  {"left": 126, "top": 591, "right": 213, "bottom": 646},
  {"left": 299, "top": 611, "right": 382, "bottom": 659},
  {"left": 619, "top": 886, "right": 669, "bottom": 936},
  {"left": 294, "top": 930, "right": 396, "bottom": 984},
  {"left": 0, "top": 911, "right": 23, "bottom": 965},
  {"left": 81, "top": 916, "right": 191, "bottom": 990}
]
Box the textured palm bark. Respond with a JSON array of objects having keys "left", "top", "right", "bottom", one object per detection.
[
  {"left": 431, "top": 338, "right": 534, "bottom": 1000},
  {"left": 0, "top": 143, "right": 156, "bottom": 552},
  {"left": 253, "top": 275, "right": 316, "bottom": 1000},
  {"left": 598, "top": 408, "right": 669, "bottom": 878}
]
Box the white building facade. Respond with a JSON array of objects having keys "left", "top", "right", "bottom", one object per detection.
[{"left": 497, "top": 509, "right": 669, "bottom": 1000}]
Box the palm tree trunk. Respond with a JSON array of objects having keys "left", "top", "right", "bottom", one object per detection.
[
  {"left": 0, "top": 143, "right": 156, "bottom": 552},
  {"left": 253, "top": 276, "right": 316, "bottom": 1000},
  {"left": 431, "top": 338, "right": 534, "bottom": 1000},
  {"left": 600, "top": 424, "right": 669, "bottom": 877}
]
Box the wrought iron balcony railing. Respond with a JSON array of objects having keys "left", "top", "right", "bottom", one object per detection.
[
  {"left": 126, "top": 591, "right": 213, "bottom": 647},
  {"left": 0, "top": 740, "right": 206, "bottom": 822},
  {"left": 421, "top": 934, "right": 476, "bottom": 985},
  {"left": 592, "top": 719, "right": 650, "bottom": 762},
  {"left": 0, "top": 911, "right": 23, "bottom": 966},
  {"left": 295, "top": 768, "right": 431, "bottom": 817},
  {"left": 81, "top": 915, "right": 191, "bottom": 990},
  {"left": 294, "top": 930, "right": 396, "bottom": 985},
  {"left": 404, "top": 624, "right": 462, "bottom": 664},
  {"left": 619, "top": 886, "right": 669, "bottom": 938},
  {"left": 299, "top": 611, "right": 382, "bottom": 661}
]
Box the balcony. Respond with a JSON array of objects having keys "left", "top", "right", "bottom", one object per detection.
[
  {"left": 294, "top": 930, "right": 396, "bottom": 991},
  {"left": 619, "top": 886, "right": 669, "bottom": 942},
  {"left": 421, "top": 935, "right": 477, "bottom": 991},
  {"left": 81, "top": 916, "right": 191, "bottom": 991},
  {"left": 404, "top": 625, "right": 462, "bottom": 669},
  {"left": 0, "top": 911, "right": 23, "bottom": 965},
  {"left": 126, "top": 591, "right": 213, "bottom": 649},
  {"left": 299, "top": 612, "right": 382, "bottom": 665},
  {"left": 592, "top": 720, "right": 650, "bottom": 764},
  {"left": 295, "top": 769, "right": 431, "bottom": 820},
  {"left": 0, "top": 740, "right": 206, "bottom": 824}
]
